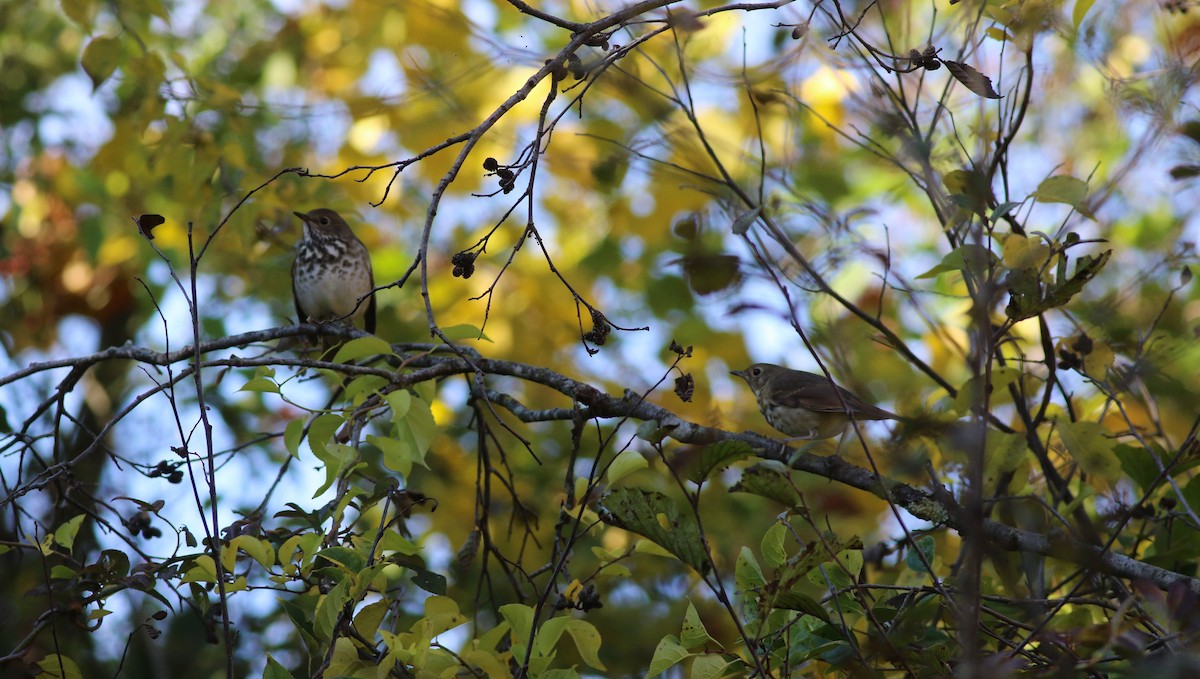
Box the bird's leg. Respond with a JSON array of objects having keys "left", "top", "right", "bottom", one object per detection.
[
  {"left": 780, "top": 429, "right": 819, "bottom": 444},
  {"left": 832, "top": 432, "right": 847, "bottom": 458},
  {"left": 785, "top": 444, "right": 806, "bottom": 467}
]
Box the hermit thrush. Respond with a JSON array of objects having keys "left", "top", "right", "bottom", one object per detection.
[
  {"left": 291, "top": 208, "right": 376, "bottom": 333},
  {"left": 731, "top": 363, "right": 897, "bottom": 440}
]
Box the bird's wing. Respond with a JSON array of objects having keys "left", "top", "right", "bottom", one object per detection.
[
  {"left": 291, "top": 258, "right": 306, "bottom": 323},
  {"left": 776, "top": 380, "right": 895, "bottom": 420},
  {"left": 774, "top": 380, "right": 856, "bottom": 413},
  {"left": 363, "top": 250, "right": 376, "bottom": 334},
  {"left": 364, "top": 291, "right": 377, "bottom": 334}
]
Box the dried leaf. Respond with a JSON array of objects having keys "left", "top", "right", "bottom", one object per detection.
[
  {"left": 943, "top": 60, "right": 1001, "bottom": 99},
  {"left": 1170, "top": 165, "right": 1200, "bottom": 180},
  {"left": 673, "top": 373, "right": 694, "bottom": 402},
  {"left": 135, "top": 214, "right": 165, "bottom": 240}
]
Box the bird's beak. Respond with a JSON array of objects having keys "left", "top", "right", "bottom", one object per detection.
[
  {"left": 730, "top": 369, "right": 746, "bottom": 380},
  {"left": 293, "top": 211, "right": 311, "bottom": 222}
]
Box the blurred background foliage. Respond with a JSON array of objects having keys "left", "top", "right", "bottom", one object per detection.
[{"left": 3, "top": 0, "right": 1200, "bottom": 676}]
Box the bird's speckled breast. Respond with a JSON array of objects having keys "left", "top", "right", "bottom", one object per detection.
[{"left": 293, "top": 236, "right": 373, "bottom": 323}]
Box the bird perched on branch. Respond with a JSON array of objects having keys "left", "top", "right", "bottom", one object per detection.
[
  {"left": 291, "top": 208, "right": 376, "bottom": 334},
  {"left": 731, "top": 363, "right": 898, "bottom": 441}
]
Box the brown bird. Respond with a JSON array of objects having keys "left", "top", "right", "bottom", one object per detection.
[
  {"left": 731, "top": 363, "right": 898, "bottom": 440},
  {"left": 291, "top": 208, "right": 376, "bottom": 334}
]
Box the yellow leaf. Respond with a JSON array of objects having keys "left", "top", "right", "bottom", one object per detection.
[
  {"left": 1058, "top": 420, "right": 1119, "bottom": 478},
  {"left": 633, "top": 539, "right": 674, "bottom": 558},
  {"left": 605, "top": 450, "right": 649, "bottom": 486},
  {"left": 1002, "top": 234, "right": 1052, "bottom": 270}
]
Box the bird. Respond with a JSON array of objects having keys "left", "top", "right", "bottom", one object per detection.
[
  {"left": 730, "top": 363, "right": 898, "bottom": 441},
  {"left": 291, "top": 208, "right": 376, "bottom": 334}
]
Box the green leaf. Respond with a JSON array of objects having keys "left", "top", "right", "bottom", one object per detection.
[
  {"left": 1002, "top": 267, "right": 1042, "bottom": 321},
  {"left": 239, "top": 377, "right": 279, "bottom": 393},
  {"left": 734, "top": 546, "right": 766, "bottom": 592},
  {"left": 635, "top": 420, "right": 672, "bottom": 445},
  {"left": 731, "top": 463, "right": 801, "bottom": 508},
  {"left": 378, "top": 395, "right": 437, "bottom": 476},
  {"left": 280, "top": 598, "right": 319, "bottom": 651},
  {"left": 403, "top": 395, "right": 438, "bottom": 458},
  {"left": 313, "top": 577, "right": 352, "bottom": 642},
  {"left": 307, "top": 413, "right": 345, "bottom": 457},
  {"left": 1058, "top": 420, "right": 1119, "bottom": 478},
  {"left": 1114, "top": 444, "right": 1161, "bottom": 494},
  {"left": 646, "top": 634, "right": 691, "bottom": 679},
  {"left": 263, "top": 655, "right": 296, "bottom": 679},
  {"left": 61, "top": 0, "right": 97, "bottom": 26},
  {"left": 499, "top": 603, "right": 535, "bottom": 646},
  {"left": 38, "top": 654, "right": 83, "bottom": 679},
  {"left": 597, "top": 488, "right": 710, "bottom": 574},
  {"left": 916, "top": 244, "right": 998, "bottom": 280},
  {"left": 477, "top": 619, "right": 512, "bottom": 653},
  {"left": 284, "top": 419, "right": 304, "bottom": 459},
  {"left": 560, "top": 619, "right": 607, "bottom": 671},
  {"left": 681, "top": 600, "right": 718, "bottom": 649},
  {"left": 332, "top": 335, "right": 393, "bottom": 363},
  {"left": 440, "top": 323, "right": 493, "bottom": 342},
  {"left": 953, "top": 368, "right": 1022, "bottom": 415},
  {"left": 606, "top": 450, "right": 649, "bottom": 486},
  {"left": 1146, "top": 520, "right": 1200, "bottom": 567},
  {"left": 53, "top": 515, "right": 86, "bottom": 552},
  {"left": 687, "top": 440, "right": 755, "bottom": 484},
  {"left": 127, "top": 51, "right": 166, "bottom": 91},
  {"left": 81, "top": 36, "right": 123, "bottom": 90},
  {"left": 311, "top": 443, "right": 357, "bottom": 498},
  {"left": 731, "top": 204, "right": 762, "bottom": 234},
  {"left": 50, "top": 565, "right": 77, "bottom": 579},
  {"left": 1073, "top": 0, "right": 1097, "bottom": 31},
  {"left": 380, "top": 530, "right": 419, "bottom": 556},
  {"left": 385, "top": 390, "right": 411, "bottom": 420},
  {"left": 368, "top": 434, "right": 413, "bottom": 477},
  {"left": 989, "top": 201, "right": 1022, "bottom": 222},
  {"left": 983, "top": 430, "right": 1030, "bottom": 486},
  {"left": 394, "top": 553, "right": 447, "bottom": 595},
  {"left": 1032, "top": 175, "right": 1093, "bottom": 218},
  {"left": 906, "top": 535, "right": 936, "bottom": 574},
  {"left": 343, "top": 375, "right": 386, "bottom": 402},
  {"left": 837, "top": 548, "right": 863, "bottom": 579},
  {"left": 806, "top": 561, "right": 853, "bottom": 589},
  {"left": 774, "top": 589, "right": 831, "bottom": 622},
  {"left": 681, "top": 253, "right": 741, "bottom": 295},
  {"left": 315, "top": 546, "right": 366, "bottom": 575},
  {"left": 125, "top": 0, "right": 169, "bottom": 20},
  {"left": 761, "top": 521, "right": 788, "bottom": 569},
  {"left": 691, "top": 654, "right": 737, "bottom": 679}
]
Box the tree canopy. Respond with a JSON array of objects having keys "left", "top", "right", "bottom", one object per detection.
[{"left": 3, "top": 0, "right": 1200, "bottom": 677}]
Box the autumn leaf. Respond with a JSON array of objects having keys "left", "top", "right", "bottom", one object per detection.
[{"left": 943, "top": 59, "right": 1002, "bottom": 99}]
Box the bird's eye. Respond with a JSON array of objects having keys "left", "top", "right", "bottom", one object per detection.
[
  {"left": 319, "top": 217, "right": 329, "bottom": 225},
  {"left": 751, "top": 367, "right": 761, "bottom": 376}
]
